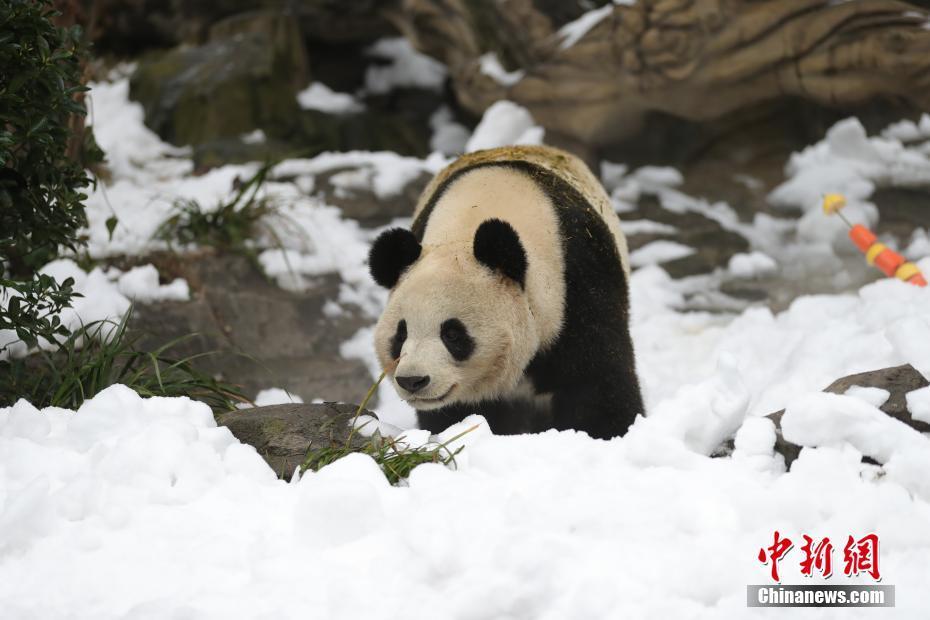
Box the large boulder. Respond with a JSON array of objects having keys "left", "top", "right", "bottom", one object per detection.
[
  {"left": 216, "top": 402, "right": 374, "bottom": 479},
  {"left": 129, "top": 10, "right": 309, "bottom": 146}
]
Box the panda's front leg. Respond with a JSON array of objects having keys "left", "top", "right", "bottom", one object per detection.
[
  {"left": 416, "top": 404, "right": 473, "bottom": 434},
  {"left": 551, "top": 380, "right": 642, "bottom": 440}
]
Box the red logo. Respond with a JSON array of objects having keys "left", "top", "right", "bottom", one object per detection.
[{"left": 758, "top": 532, "right": 881, "bottom": 582}]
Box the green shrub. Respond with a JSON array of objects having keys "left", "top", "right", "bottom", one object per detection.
[{"left": 1, "top": 0, "right": 94, "bottom": 353}]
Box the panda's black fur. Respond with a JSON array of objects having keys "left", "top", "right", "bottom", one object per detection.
[{"left": 399, "top": 159, "right": 644, "bottom": 439}]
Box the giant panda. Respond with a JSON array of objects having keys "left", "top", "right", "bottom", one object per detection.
[{"left": 368, "top": 145, "right": 644, "bottom": 439}]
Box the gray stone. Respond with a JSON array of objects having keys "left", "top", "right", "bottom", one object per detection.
[
  {"left": 130, "top": 252, "right": 373, "bottom": 408},
  {"left": 129, "top": 10, "right": 308, "bottom": 146},
  {"left": 216, "top": 402, "right": 374, "bottom": 479}
]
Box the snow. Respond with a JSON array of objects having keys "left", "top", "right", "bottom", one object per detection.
[
  {"left": 240, "top": 129, "right": 266, "bottom": 144},
  {"left": 557, "top": 4, "right": 613, "bottom": 49},
  {"left": 728, "top": 251, "right": 778, "bottom": 278},
  {"left": 6, "top": 58, "right": 930, "bottom": 619},
  {"left": 906, "top": 385, "right": 930, "bottom": 423},
  {"left": 465, "top": 100, "right": 545, "bottom": 152},
  {"left": 1, "top": 260, "right": 188, "bottom": 359},
  {"left": 621, "top": 219, "right": 678, "bottom": 235},
  {"left": 428, "top": 106, "right": 470, "bottom": 156},
  {"left": 116, "top": 265, "right": 189, "bottom": 303},
  {"left": 768, "top": 117, "right": 930, "bottom": 248},
  {"left": 629, "top": 240, "right": 696, "bottom": 268},
  {"left": 478, "top": 52, "right": 525, "bottom": 86},
  {"left": 253, "top": 388, "right": 304, "bottom": 406},
  {"left": 297, "top": 82, "right": 364, "bottom": 114},
  {"left": 843, "top": 385, "right": 890, "bottom": 409},
  {"left": 782, "top": 391, "right": 930, "bottom": 499},
  {"left": 364, "top": 38, "right": 447, "bottom": 95},
  {"left": 4, "top": 382, "right": 930, "bottom": 618}
]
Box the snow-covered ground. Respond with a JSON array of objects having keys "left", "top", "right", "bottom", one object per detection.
[{"left": 2, "top": 70, "right": 930, "bottom": 618}]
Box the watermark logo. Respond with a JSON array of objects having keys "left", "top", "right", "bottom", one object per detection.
[{"left": 749, "top": 531, "right": 893, "bottom": 608}]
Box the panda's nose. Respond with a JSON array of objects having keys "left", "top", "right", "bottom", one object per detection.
[{"left": 397, "top": 375, "right": 430, "bottom": 393}]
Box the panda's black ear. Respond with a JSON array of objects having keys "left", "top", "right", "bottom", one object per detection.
[
  {"left": 369, "top": 228, "right": 421, "bottom": 288},
  {"left": 473, "top": 219, "right": 527, "bottom": 288}
]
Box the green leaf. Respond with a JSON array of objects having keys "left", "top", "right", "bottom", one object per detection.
[{"left": 106, "top": 216, "right": 118, "bottom": 240}]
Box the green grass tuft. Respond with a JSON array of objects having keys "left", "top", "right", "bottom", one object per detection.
[
  {"left": 299, "top": 367, "right": 479, "bottom": 485},
  {"left": 0, "top": 307, "right": 248, "bottom": 412},
  {"left": 155, "top": 163, "right": 278, "bottom": 254}
]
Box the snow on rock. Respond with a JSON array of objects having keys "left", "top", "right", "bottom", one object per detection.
[
  {"left": 843, "top": 385, "right": 891, "bottom": 409},
  {"left": 769, "top": 117, "right": 930, "bottom": 219},
  {"left": 881, "top": 113, "right": 930, "bottom": 142},
  {"left": 429, "top": 106, "right": 470, "bottom": 156},
  {"left": 557, "top": 4, "right": 613, "bottom": 49},
  {"left": 782, "top": 391, "right": 930, "bottom": 499},
  {"left": 906, "top": 385, "right": 930, "bottom": 423},
  {"left": 727, "top": 251, "right": 777, "bottom": 278},
  {"left": 905, "top": 228, "right": 930, "bottom": 260},
  {"left": 3, "top": 384, "right": 930, "bottom": 617},
  {"left": 297, "top": 82, "right": 364, "bottom": 114},
  {"left": 364, "top": 37, "right": 447, "bottom": 94},
  {"left": 621, "top": 219, "right": 678, "bottom": 235},
  {"left": 273, "top": 151, "right": 442, "bottom": 200},
  {"left": 465, "top": 100, "right": 545, "bottom": 153},
  {"left": 629, "top": 240, "right": 696, "bottom": 268},
  {"left": 253, "top": 388, "right": 304, "bottom": 406},
  {"left": 117, "top": 264, "right": 189, "bottom": 303},
  {"left": 478, "top": 52, "right": 525, "bottom": 86}
]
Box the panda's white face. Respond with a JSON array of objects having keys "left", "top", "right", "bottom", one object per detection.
[{"left": 374, "top": 245, "right": 539, "bottom": 410}]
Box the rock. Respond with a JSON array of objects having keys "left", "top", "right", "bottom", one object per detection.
[
  {"left": 392, "top": 0, "right": 930, "bottom": 146},
  {"left": 871, "top": 186, "right": 930, "bottom": 241},
  {"left": 822, "top": 364, "right": 930, "bottom": 433},
  {"left": 216, "top": 402, "right": 374, "bottom": 479},
  {"left": 715, "top": 364, "right": 930, "bottom": 466},
  {"left": 624, "top": 193, "right": 750, "bottom": 278},
  {"left": 129, "top": 10, "right": 308, "bottom": 146},
  {"left": 130, "top": 252, "right": 373, "bottom": 408}
]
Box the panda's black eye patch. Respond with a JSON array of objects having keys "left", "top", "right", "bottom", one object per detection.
[
  {"left": 440, "top": 318, "right": 474, "bottom": 361},
  {"left": 390, "top": 320, "right": 407, "bottom": 360}
]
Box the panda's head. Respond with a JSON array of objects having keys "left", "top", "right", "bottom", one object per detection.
[{"left": 368, "top": 219, "right": 540, "bottom": 410}]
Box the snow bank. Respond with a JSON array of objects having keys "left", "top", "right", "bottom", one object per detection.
[
  {"left": 3, "top": 383, "right": 930, "bottom": 618},
  {"left": 631, "top": 262, "right": 930, "bottom": 422},
  {"left": 465, "top": 100, "right": 544, "bottom": 152}
]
